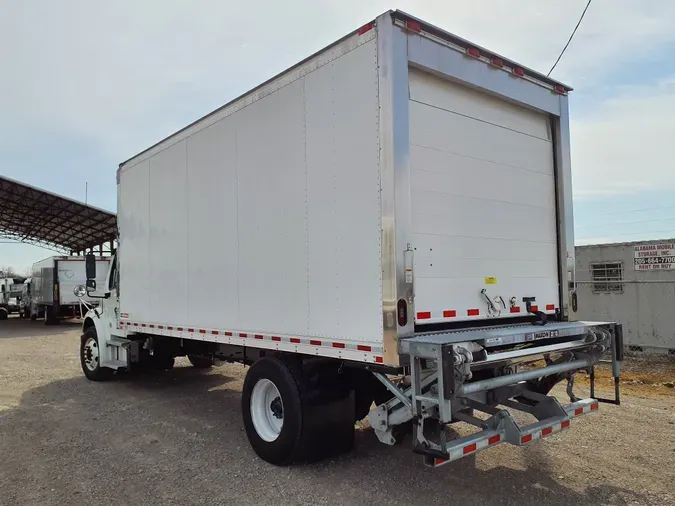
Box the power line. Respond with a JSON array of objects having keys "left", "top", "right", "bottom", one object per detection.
[
  {"left": 575, "top": 216, "right": 675, "bottom": 228},
  {"left": 576, "top": 204, "right": 675, "bottom": 217},
  {"left": 576, "top": 229, "right": 675, "bottom": 240},
  {"left": 547, "top": 0, "right": 593, "bottom": 76}
]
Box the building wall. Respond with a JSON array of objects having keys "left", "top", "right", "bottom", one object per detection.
[{"left": 575, "top": 239, "right": 675, "bottom": 351}]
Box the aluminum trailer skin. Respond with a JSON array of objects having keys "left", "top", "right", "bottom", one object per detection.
[
  {"left": 78, "top": 10, "right": 622, "bottom": 467},
  {"left": 30, "top": 256, "right": 109, "bottom": 324}
]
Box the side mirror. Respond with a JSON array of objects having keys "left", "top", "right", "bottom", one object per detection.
[
  {"left": 86, "top": 279, "right": 97, "bottom": 290},
  {"left": 85, "top": 253, "right": 97, "bottom": 280}
]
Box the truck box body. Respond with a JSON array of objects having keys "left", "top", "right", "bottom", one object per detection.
[
  {"left": 117, "top": 11, "right": 575, "bottom": 367},
  {"left": 32, "top": 256, "right": 110, "bottom": 308}
]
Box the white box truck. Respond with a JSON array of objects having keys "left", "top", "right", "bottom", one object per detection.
[
  {"left": 29, "top": 256, "right": 110, "bottom": 324},
  {"left": 77, "top": 10, "right": 622, "bottom": 466}
]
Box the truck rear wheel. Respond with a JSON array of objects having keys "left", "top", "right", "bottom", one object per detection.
[
  {"left": 80, "top": 327, "right": 113, "bottom": 381},
  {"left": 44, "top": 307, "right": 58, "bottom": 326},
  {"left": 242, "top": 356, "right": 354, "bottom": 465}
]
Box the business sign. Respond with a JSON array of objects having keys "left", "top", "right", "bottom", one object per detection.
[{"left": 633, "top": 243, "right": 675, "bottom": 270}]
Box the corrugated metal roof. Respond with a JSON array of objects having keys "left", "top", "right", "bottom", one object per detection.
[{"left": 0, "top": 176, "right": 116, "bottom": 253}]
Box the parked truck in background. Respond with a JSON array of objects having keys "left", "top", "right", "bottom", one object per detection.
[
  {"left": 0, "top": 276, "right": 24, "bottom": 319},
  {"left": 29, "top": 256, "right": 109, "bottom": 324},
  {"left": 77, "top": 10, "right": 623, "bottom": 466}
]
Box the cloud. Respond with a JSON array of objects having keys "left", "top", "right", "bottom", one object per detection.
[
  {"left": 571, "top": 77, "right": 675, "bottom": 198},
  {"left": 2, "top": 0, "right": 675, "bottom": 265},
  {"left": 2, "top": 0, "right": 675, "bottom": 161}
]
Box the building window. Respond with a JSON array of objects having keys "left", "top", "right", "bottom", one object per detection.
[{"left": 590, "top": 262, "right": 624, "bottom": 293}]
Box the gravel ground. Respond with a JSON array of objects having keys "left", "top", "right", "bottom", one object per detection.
[{"left": 1, "top": 318, "right": 674, "bottom": 506}]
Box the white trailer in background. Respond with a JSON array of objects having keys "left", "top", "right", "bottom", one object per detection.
[
  {"left": 78, "top": 10, "right": 622, "bottom": 466},
  {"left": 29, "top": 256, "right": 109, "bottom": 324}
]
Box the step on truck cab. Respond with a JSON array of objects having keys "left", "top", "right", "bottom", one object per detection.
[{"left": 77, "top": 10, "right": 622, "bottom": 466}]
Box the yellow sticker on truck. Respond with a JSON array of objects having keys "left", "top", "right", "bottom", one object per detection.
[{"left": 484, "top": 277, "right": 497, "bottom": 285}]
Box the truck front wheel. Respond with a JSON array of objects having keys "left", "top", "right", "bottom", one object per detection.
[{"left": 80, "top": 327, "right": 113, "bottom": 381}]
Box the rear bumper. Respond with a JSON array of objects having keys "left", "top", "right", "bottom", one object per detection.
[{"left": 427, "top": 398, "right": 599, "bottom": 467}]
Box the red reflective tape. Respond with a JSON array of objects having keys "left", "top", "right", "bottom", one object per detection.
[
  {"left": 488, "top": 435, "right": 501, "bottom": 445},
  {"left": 199, "top": 329, "right": 206, "bottom": 334},
  {"left": 254, "top": 335, "right": 264, "bottom": 340},
  {"left": 443, "top": 310, "right": 456, "bottom": 318},
  {"left": 546, "top": 304, "right": 555, "bottom": 311},
  {"left": 211, "top": 330, "right": 219, "bottom": 335},
  {"left": 272, "top": 336, "right": 281, "bottom": 342},
  {"left": 310, "top": 339, "right": 321, "bottom": 346},
  {"left": 463, "top": 443, "right": 477, "bottom": 454},
  {"left": 158, "top": 325, "right": 164, "bottom": 329},
  {"left": 332, "top": 342, "right": 345, "bottom": 348},
  {"left": 357, "top": 345, "right": 372, "bottom": 352},
  {"left": 590, "top": 403, "right": 598, "bottom": 411},
  {"left": 375, "top": 356, "right": 384, "bottom": 363},
  {"left": 542, "top": 427, "right": 553, "bottom": 436},
  {"left": 188, "top": 328, "right": 195, "bottom": 333},
  {"left": 434, "top": 457, "right": 448, "bottom": 466},
  {"left": 239, "top": 333, "right": 247, "bottom": 338},
  {"left": 134, "top": 323, "right": 138, "bottom": 326},
  {"left": 531, "top": 305, "right": 539, "bottom": 312},
  {"left": 141, "top": 324, "right": 146, "bottom": 327},
  {"left": 290, "top": 337, "right": 301, "bottom": 344},
  {"left": 167, "top": 326, "right": 173, "bottom": 330},
  {"left": 225, "top": 331, "right": 232, "bottom": 336},
  {"left": 521, "top": 434, "right": 532, "bottom": 444},
  {"left": 149, "top": 324, "right": 155, "bottom": 328},
  {"left": 417, "top": 311, "right": 431, "bottom": 320},
  {"left": 357, "top": 22, "right": 374, "bottom": 35},
  {"left": 574, "top": 408, "right": 584, "bottom": 416},
  {"left": 510, "top": 307, "right": 520, "bottom": 313},
  {"left": 561, "top": 420, "right": 570, "bottom": 429},
  {"left": 467, "top": 309, "right": 479, "bottom": 316},
  {"left": 177, "top": 327, "right": 183, "bottom": 331}
]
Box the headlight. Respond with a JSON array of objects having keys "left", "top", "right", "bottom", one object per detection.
[{"left": 73, "top": 285, "right": 87, "bottom": 297}]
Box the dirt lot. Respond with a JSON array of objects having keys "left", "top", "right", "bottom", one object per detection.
[{"left": 1, "top": 318, "right": 674, "bottom": 506}]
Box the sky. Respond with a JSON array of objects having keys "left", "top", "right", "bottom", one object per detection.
[{"left": 1, "top": 0, "right": 675, "bottom": 272}]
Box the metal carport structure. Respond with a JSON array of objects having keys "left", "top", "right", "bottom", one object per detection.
[{"left": 0, "top": 175, "right": 116, "bottom": 254}]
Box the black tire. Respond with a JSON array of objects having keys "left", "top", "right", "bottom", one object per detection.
[
  {"left": 242, "top": 357, "right": 305, "bottom": 466},
  {"left": 188, "top": 354, "right": 214, "bottom": 368},
  {"left": 0, "top": 308, "right": 7, "bottom": 320},
  {"left": 80, "top": 327, "right": 113, "bottom": 381},
  {"left": 242, "top": 356, "right": 354, "bottom": 466},
  {"left": 44, "top": 306, "right": 58, "bottom": 326}
]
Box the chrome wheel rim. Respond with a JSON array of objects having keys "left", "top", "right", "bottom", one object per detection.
[{"left": 83, "top": 337, "right": 99, "bottom": 372}]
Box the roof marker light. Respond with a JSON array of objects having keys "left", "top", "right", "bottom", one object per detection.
[
  {"left": 513, "top": 67, "right": 525, "bottom": 77},
  {"left": 490, "top": 57, "right": 504, "bottom": 67},
  {"left": 358, "top": 22, "right": 374, "bottom": 35},
  {"left": 406, "top": 20, "right": 421, "bottom": 33},
  {"left": 553, "top": 84, "right": 566, "bottom": 94},
  {"left": 466, "top": 47, "right": 480, "bottom": 58}
]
